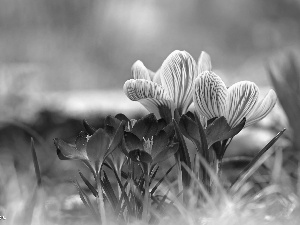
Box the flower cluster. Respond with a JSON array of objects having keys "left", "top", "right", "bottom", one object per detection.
[
  {"left": 53, "top": 49, "right": 280, "bottom": 225},
  {"left": 124, "top": 50, "right": 277, "bottom": 129}
]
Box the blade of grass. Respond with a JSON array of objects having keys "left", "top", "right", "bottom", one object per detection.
[
  {"left": 101, "top": 171, "right": 118, "bottom": 210},
  {"left": 72, "top": 179, "right": 100, "bottom": 222},
  {"left": 79, "top": 171, "right": 98, "bottom": 197},
  {"left": 231, "top": 129, "right": 286, "bottom": 193},
  {"left": 150, "top": 164, "right": 176, "bottom": 196},
  {"left": 31, "top": 138, "right": 42, "bottom": 187}
]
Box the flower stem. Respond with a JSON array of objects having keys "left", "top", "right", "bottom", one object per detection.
[
  {"left": 142, "top": 163, "right": 150, "bottom": 222},
  {"left": 216, "top": 159, "right": 222, "bottom": 178},
  {"left": 96, "top": 173, "right": 106, "bottom": 225}
]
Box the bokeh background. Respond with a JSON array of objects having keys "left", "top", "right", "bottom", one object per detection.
[
  {"left": 0, "top": 0, "right": 299, "bottom": 223},
  {"left": 1, "top": 0, "right": 300, "bottom": 120}
]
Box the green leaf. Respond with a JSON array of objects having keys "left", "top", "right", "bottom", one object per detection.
[
  {"left": 158, "top": 104, "right": 173, "bottom": 124},
  {"left": 149, "top": 165, "right": 159, "bottom": 186},
  {"left": 54, "top": 138, "right": 88, "bottom": 161},
  {"left": 150, "top": 164, "right": 175, "bottom": 195},
  {"left": 205, "top": 116, "right": 231, "bottom": 147},
  {"left": 79, "top": 171, "right": 98, "bottom": 197},
  {"left": 157, "top": 118, "right": 167, "bottom": 131},
  {"left": 222, "top": 117, "right": 246, "bottom": 140},
  {"left": 31, "top": 138, "right": 42, "bottom": 187},
  {"left": 83, "top": 119, "right": 96, "bottom": 135},
  {"left": 115, "top": 113, "right": 130, "bottom": 124},
  {"left": 128, "top": 150, "right": 152, "bottom": 163},
  {"left": 124, "top": 132, "right": 143, "bottom": 151},
  {"left": 75, "top": 131, "right": 88, "bottom": 153},
  {"left": 131, "top": 113, "right": 158, "bottom": 139},
  {"left": 231, "top": 128, "right": 286, "bottom": 192},
  {"left": 173, "top": 119, "right": 191, "bottom": 187},
  {"left": 105, "top": 115, "right": 121, "bottom": 128},
  {"left": 152, "top": 143, "right": 179, "bottom": 165},
  {"left": 179, "top": 114, "right": 202, "bottom": 152},
  {"left": 151, "top": 130, "right": 169, "bottom": 157},
  {"left": 106, "top": 121, "right": 125, "bottom": 157},
  {"left": 163, "top": 123, "right": 175, "bottom": 138},
  {"left": 101, "top": 171, "right": 118, "bottom": 210},
  {"left": 86, "top": 128, "right": 110, "bottom": 173},
  {"left": 105, "top": 116, "right": 122, "bottom": 137},
  {"left": 72, "top": 179, "right": 100, "bottom": 221},
  {"left": 179, "top": 114, "right": 199, "bottom": 141},
  {"left": 194, "top": 112, "right": 208, "bottom": 158},
  {"left": 194, "top": 112, "right": 210, "bottom": 188},
  {"left": 185, "top": 111, "right": 195, "bottom": 121}
]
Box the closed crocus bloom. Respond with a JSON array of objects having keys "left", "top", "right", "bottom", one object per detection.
[
  {"left": 123, "top": 50, "right": 197, "bottom": 122},
  {"left": 194, "top": 52, "right": 277, "bottom": 128}
]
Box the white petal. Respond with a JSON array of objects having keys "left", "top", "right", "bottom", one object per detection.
[
  {"left": 139, "top": 98, "right": 175, "bottom": 119},
  {"left": 147, "top": 69, "right": 156, "bottom": 81},
  {"left": 123, "top": 79, "right": 173, "bottom": 117},
  {"left": 160, "top": 50, "right": 197, "bottom": 114},
  {"left": 226, "top": 81, "right": 259, "bottom": 127},
  {"left": 245, "top": 89, "right": 277, "bottom": 127},
  {"left": 124, "top": 79, "right": 170, "bottom": 101},
  {"left": 153, "top": 68, "right": 162, "bottom": 85},
  {"left": 198, "top": 51, "right": 212, "bottom": 74},
  {"left": 194, "top": 102, "right": 208, "bottom": 127},
  {"left": 132, "top": 60, "right": 151, "bottom": 80},
  {"left": 193, "top": 71, "right": 227, "bottom": 120}
]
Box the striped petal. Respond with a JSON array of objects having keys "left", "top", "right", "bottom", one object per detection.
[
  {"left": 132, "top": 60, "right": 152, "bottom": 81},
  {"left": 193, "top": 71, "right": 227, "bottom": 120},
  {"left": 153, "top": 68, "right": 162, "bottom": 85},
  {"left": 245, "top": 89, "right": 277, "bottom": 127},
  {"left": 160, "top": 50, "right": 197, "bottom": 114},
  {"left": 123, "top": 79, "right": 174, "bottom": 117},
  {"left": 198, "top": 51, "right": 212, "bottom": 74},
  {"left": 226, "top": 81, "right": 259, "bottom": 127}
]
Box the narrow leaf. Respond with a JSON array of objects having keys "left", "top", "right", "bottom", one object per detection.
[
  {"left": 102, "top": 171, "right": 118, "bottom": 210},
  {"left": 231, "top": 129, "right": 286, "bottom": 192},
  {"left": 31, "top": 138, "right": 42, "bottom": 187},
  {"left": 79, "top": 171, "right": 98, "bottom": 197},
  {"left": 72, "top": 180, "right": 99, "bottom": 221},
  {"left": 173, "top": 119, "right": 191, "bottom": 187},
  {"left": 83, "top": 119, "right": 96, "bottom": 135},
  {"left": 152, "top": 143, "right": 179, "bottom": 165},
  {"left": 150, "top": 164, "right": 175, "bottom": 195}
]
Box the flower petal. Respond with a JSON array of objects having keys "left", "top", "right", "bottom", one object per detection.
[
  {"left": 54, "top": 138, "right": 88, "bottom": 161},
  {"left": 193, "top": 71, "right": 228, "bottom": 120},
  {"left": 147, "top": 69, "right": 156, "bottom": 81},
  {"left": 153, "top": 68, "right": 162, "bottom": 85},
  {"left": 198, "top": 51, "right": 212, "bottom": 74},
  {"left": 124, "top": 132, "right": 143, "bottom": 151},
  {"left": 86, "top": 128, "right": 111, "bottom": 172},
  {"left": 245, "top": 89, "right": 277, "bottom": 127},
  {"left": 132, "top": 60, "right": 151, "bottom": 80},
  {"left": 123, "top": 79, "right": 174, "bottom": 118},
  {"left": 131, "top": 113, "right": 158, "bottom": 140},
  {"left": 160, "top": 50, "right": 197, "bottom": 114},
  {"left": 226, "top": 81, "right": 259, "bottom": 127},
  {"left": 124, "top": 79, "right": 170, "bottom": 101},
  {"left": 151, "top": 130, "right": 168, "bottom": 157}
]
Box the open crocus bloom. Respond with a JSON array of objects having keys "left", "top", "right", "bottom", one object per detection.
[
  {"left": 194, "top": 52, "right": 277, "bottom": 128},
  {"left": 123, "top": 50, "right": 197, "bottom": 122}
]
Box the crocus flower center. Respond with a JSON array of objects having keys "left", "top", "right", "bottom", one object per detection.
[
  {"left": 143, "top": 137, "right": 153, "bottom": 154},
  {"left": 126, "top": 119, "right": 138, "bottom": 132}
]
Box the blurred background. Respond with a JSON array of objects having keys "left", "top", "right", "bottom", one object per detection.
[
  {"left": 0, "top": 0, "right": 299, "bottom": 223},
  {"left": 0, "top": 0, "right": 300, "bottom": 119}
]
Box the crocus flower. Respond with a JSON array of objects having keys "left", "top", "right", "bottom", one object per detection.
[
  {"left": 194, "top": 52, "right": 277, "bottom": 128},
  {"left": 123, "top": 50, "right": 197, "bottom": 122},
  {"left": 54, "top": 118, "right": 125, "bottom": 176},
  {"left": 122, "top": 114, "right": 179, "bottom": 165}
]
